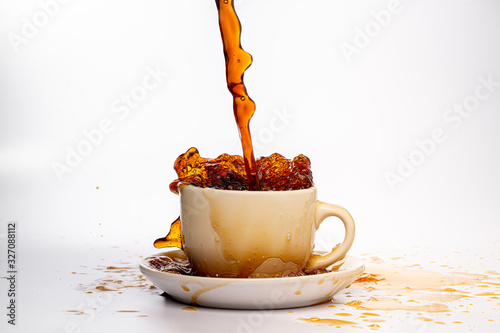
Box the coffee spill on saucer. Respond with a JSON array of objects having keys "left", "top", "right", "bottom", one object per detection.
[{"left": 185, "top": 280, "right": 234, "bottom": 306}]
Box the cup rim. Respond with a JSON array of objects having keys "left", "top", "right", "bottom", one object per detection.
[{"left": 179, "top": 183, "right": 316, "bottom": 194}]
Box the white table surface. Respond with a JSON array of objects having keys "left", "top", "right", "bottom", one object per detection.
[{"left": 1, "top": 0, "right": 500, "bottom": 332}]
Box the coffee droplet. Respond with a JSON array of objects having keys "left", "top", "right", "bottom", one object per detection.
[{"left": 286, "top": 233, "right": 292, "bottom": 241}]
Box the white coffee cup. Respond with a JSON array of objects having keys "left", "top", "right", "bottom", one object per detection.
[{"left": 179, "top": 184, "right": 355, "bottom": 278}]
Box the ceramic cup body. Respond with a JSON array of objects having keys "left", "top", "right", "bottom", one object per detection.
[{"left": 179, "top": 185, "right": 355, "bottom": 278}]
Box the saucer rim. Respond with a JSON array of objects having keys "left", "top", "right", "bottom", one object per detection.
[
  {"left": 139, "top": 250, "right": 365, "bottom": 309},
  {"left": 139, "top": 249, "right": 364, "bottom": 283}
]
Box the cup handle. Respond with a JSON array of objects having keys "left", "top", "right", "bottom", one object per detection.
[{"left": 305, "top": 201, "right": 355, "bottom": 270}]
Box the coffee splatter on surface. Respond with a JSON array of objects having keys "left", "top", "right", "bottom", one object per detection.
[
  {"left": 63, "top": 246, "right": 499, "bottom": 331},
  {"left": 296, "top": 255, "right": 500, "bottom": 330}
]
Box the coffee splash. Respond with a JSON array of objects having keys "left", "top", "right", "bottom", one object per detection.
[
  {"left": 154, "top": 217, "right": 183, "bottom": 249},
  {"left": 154, "top": 148, "right": 314, "bottom": 250},
  {"left": 169, "top": 148, "right": 313, "bottom": 193}
]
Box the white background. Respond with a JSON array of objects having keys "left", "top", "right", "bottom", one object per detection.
[{"left": 0, "top": 0, "right": 499, "bottom": 332}]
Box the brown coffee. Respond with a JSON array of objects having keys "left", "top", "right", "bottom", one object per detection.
[
  {"left": 145, "top": 253, "right": 331, "bottom": 278},
  {"left": 216, "top": 0, "right": 259, "bottom": 190},
  {"left": 169, "top": 148, "right": 313, "bottom": 193}
]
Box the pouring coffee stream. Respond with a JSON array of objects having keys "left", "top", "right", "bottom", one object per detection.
[{"left": 216, "top": 0, "right": 259, "bottom": 190}]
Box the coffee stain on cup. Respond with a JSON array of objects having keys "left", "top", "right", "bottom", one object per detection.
[{"left": 188, "top": 281, "right": 234, "bottom": 306}]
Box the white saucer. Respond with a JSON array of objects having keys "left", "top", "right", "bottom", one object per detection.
[{"left": 139, "top": 249, "right": 364, "bottom": 310}]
